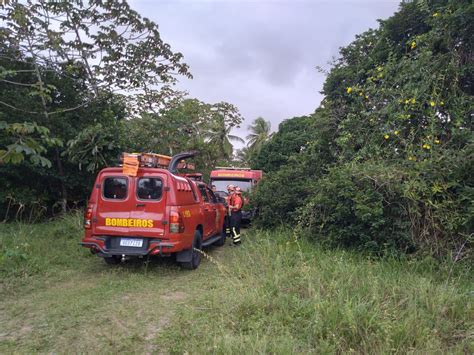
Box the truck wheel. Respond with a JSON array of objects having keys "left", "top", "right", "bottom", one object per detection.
[
  {"left": 104, "top": 256, "right": 121, "bottom": 265},
  {"left": 180, "top": 230, "right": 202, "bottom": 270},
  {"left": 214, "top": 226, "right": 226, "bottom": 247}
]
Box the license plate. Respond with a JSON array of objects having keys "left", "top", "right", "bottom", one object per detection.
[{"left": 120, "top": 238, "right": 143, "bottom": 247}]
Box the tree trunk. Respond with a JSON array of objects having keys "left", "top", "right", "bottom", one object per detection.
[
  {"left": 27, "top": 35, "right": 68, "bottom": 214},
  {"left": 55, "top": 148, "right": 68, "bottom": 214}
]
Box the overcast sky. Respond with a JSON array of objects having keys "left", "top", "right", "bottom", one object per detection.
[{"left": 129, "top": 0, "right": 400, "bottom": 148}]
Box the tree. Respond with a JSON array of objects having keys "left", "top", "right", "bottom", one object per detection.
[
  {"left": 235, "top": 146, "right": 252, "bottom": 166},
  {"left": 123, "top": 98, "right": 245, "bottom": 177},
  {"left": 125, "top": 99, "right": 208, "bottom": 154},
  {"left": 251, "top": 115, "right": 315, "bottom": 172},
  {"left": 0, "top": 0, "right": 191, "bottom": 162},
  {"left": 203, "top": 102, "right": 244, "bottom": 159},
  {"left": 0, "top": 56, "right": 126, "bottom": 217},
  {"left": 0, "top": 0, "right": 191, "bottom": 109},
  {"left": 246, "top": 117, "right": 271, "bottom": 154},
  {"left": 0, "top": 121, "right": 60, "bottom": 167},
  {"left": 0, "top": 0, "right": 191, "bottom": 215}
]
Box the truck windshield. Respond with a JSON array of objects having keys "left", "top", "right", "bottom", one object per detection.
[{"left": 211, "top": 179, "right": 252, "bottom": 192}]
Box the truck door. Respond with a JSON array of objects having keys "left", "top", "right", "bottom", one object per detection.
[
  {"left": 207, "top": 188, "right": 223, "bottom": 235},
  {"left": 128, "top": 172, "right": 168, "bottom": 238},
  {"left": 197, "top": 184, "right": 216, "bottom": 238},
  {"left": 94, "top": 174, "right": 133, "bottom": 236}
]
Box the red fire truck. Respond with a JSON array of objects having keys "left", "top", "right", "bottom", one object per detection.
[
  {"left": 81, "top": 152, "right": 226, "bottom": 269},
  {"left": 210, "top": 167, "right": 263, "bottom": 221}
]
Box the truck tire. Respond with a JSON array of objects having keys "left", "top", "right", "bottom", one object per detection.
[
  {"left": 180, "top": 230, "right": 202, "bottom": 270},
  {"left": 104, "top": 256, "right": 121, "bottom": 265},
  {"left": 214, "top": 226, "right": 226, "bottom": 247}
]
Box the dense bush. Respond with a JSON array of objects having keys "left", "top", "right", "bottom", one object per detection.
[
  {"left": 253, "top": 0, "right": 473, "bottom": 258},
  {"left": 250, "top": 115, "right": 317, "bottom": 173},
  {"left": 297, "top": 162, "right": 412, "bottom": 254}
]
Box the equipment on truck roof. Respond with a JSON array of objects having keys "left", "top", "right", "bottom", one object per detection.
[{"left": 121, "top": 152, "right": 195, "bottom": 176}]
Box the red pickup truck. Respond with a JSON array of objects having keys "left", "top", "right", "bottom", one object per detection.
[{"left": 81, "top": 152, "right": 226, "bottom": 269}]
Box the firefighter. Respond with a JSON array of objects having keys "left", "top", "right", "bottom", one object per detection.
[
  {"left": 229, "top": 186, "right": 243, "bottom": 245},
  {"left": 224, "top": 185, "right": 235, "bottom": 238}
]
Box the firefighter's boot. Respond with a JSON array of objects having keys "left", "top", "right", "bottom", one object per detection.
[{"left": 232, "top": 227, "right": 241, "bottom": 245}]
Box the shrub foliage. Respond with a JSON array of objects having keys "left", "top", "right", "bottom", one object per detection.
[{"left": 252, "top": 0, "right": 473, "bottom": 257}]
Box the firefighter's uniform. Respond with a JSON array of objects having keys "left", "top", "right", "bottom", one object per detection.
[
  {"left": 230, "top": 188, "right": 243, "bottom": 245},
  {"left": 224, "top": 185, "right": 235, "bottom": 238}
]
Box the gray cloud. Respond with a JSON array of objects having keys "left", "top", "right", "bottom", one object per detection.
[{"left": 129, "top": 0, "right": 400, "bottom": 147}]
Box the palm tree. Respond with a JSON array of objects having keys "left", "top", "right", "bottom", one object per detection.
[
  {"left": 246, "top": 117, "right": 271, "bottom": 153},
  {"left": 204, "top": 115, "right": 244, "bottom": 159},
  {"left": 235, "top": 146, "right": 252, "bottom": 165}
]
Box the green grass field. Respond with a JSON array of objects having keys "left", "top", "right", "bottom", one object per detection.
[{"left": 1, "top": 213, "right": 472, "bottom": 353}]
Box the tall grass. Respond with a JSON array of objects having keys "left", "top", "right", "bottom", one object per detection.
[
  {"left": 0, "top": 211, "right": 88, "bottom": 291},
  {"left": 0, "top": 216, "right": 472, "bottom": 353},
  {"left": 158, "top": 230, "right": 473, "bottom": 354}
]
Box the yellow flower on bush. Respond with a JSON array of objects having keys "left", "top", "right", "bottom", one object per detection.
[
  {"left": 434, "top": 139, "right": 440, "bottom": 144},
  {"left": 430, "top": 101, "right": 435, "bottom": 107},
  {"left": 422, "top": 144, "right": 431, "bottom": 150},
  {"left": 384, "top": 134, "right": 389, "bottom": 140},
  {"left": 410, "top": 98, "right": 416, "bottom": 104},
  {"left": 440, "top": 101, "right": 445, "bottom": 106},
  {"left": 411, "top": 41, "right": 417, "bottom": 49},
  {"left": 433, "top": 12, "right": 439, "bottom": 17},
  {"left": 394, "top": 130, "right": 399, "bottom": 135},
  {"left": 377, "top": 66, "right": 383, "bottom": 72},
  {"left": 408, "top": 156, "right": 416, "bottom": 161},
  {"left": 346, "top": 87, "right": 353, "bottom": 94}
]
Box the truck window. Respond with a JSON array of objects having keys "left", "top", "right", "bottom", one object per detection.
[
  {"left": 137, "top": 178, "right": 163, "bottom": 200},
  {"left": 190, "top": 183, "right": 199, "bottom": 202},
  {"left": 103, "top": 177, "right": 128, "bottom": 200},
  {"left": 210, "top": 179, "right": 252, "bottom": 192},
  {"left": 197, "top": 185, "right": 209, "bottom": 202},
  {"left": 207, "top": 188, "right": 218, "bottom": 203}
]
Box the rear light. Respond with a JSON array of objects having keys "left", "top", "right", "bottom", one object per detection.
[
  {"left": 169, "top": 211, "right": 185, "bottom": 233},
  {"left": 84, "top": 206, "right": 93, "bottom": 229}
]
